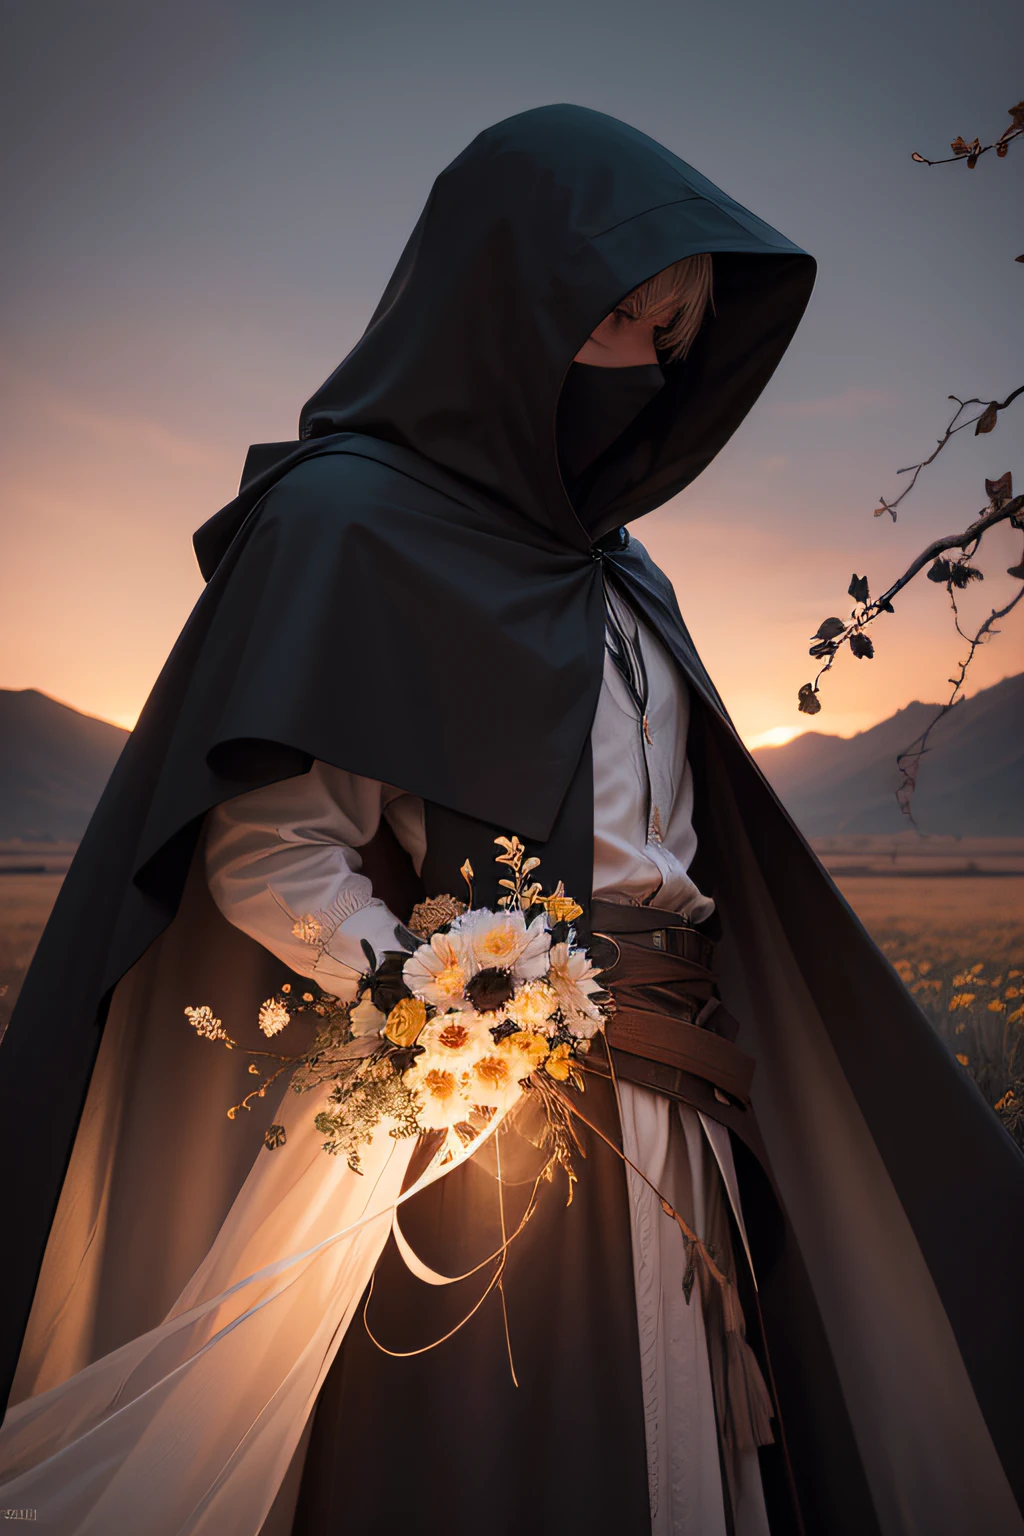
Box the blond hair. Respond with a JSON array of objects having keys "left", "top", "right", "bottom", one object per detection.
[{"left": 616, "top": 252, "right": 714, "bottom": 363}]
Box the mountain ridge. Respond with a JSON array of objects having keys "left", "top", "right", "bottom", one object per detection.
[
  {"left": 0, "top": 689, "right": 129, "bottom": 841},
  {"left": 1, "top": 674, "right": 1020, "bottom": 842},
  {"left": 752, "top": 672, "right": 1023, "bottom": 836}
]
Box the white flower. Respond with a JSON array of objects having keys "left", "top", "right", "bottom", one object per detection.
[
  {"left": 405, "top": 1057, "right": 471, "bottom": 1130},
  {"left": 547, "top": 943, "right": 606, "bottom": 1038},
  {"left": 402, "top": 1009, "right": 497, "bottom": 1128},
  {"left": 464, "top": 1047, "right": 527, "bottom": 1114},
  {"left": 416, "top": 1008, "right": 493, "bottom": 1067},
  {"left": 292, "top": 912, "right": 324, "bottom": 945},
  {"left": 504, "top": 979, "right": 559, "bottom": 1035},
  {"left": 403, "top": 929, "right": 476, "bottom": 1007},
  {"left": 258, "top": 997, "right": 291, "bottom": 1037},
  {"left": 455, "top": 909, "right": 550, "bottom": 982},
  {"left": 185, "top": 1005, "right": 227, "bottom": 1041}
]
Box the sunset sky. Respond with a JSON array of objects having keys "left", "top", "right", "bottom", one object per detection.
[{"left": 2, "top": 0, "right": 1022, "bottom": 746}]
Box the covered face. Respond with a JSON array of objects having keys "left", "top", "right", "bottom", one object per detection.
[{"left": 299, "top": 104, "right": 815, "bottom": 549}]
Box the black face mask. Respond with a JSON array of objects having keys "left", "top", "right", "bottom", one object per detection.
[{"left": 556, "top": 362, "right": 665, "bottom": 527}]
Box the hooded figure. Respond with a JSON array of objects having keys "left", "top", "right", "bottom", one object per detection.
[{"left": 0, "top": 105, "right": 1022, "bottom": 1536}]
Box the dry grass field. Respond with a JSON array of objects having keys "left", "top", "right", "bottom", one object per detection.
[
  {"left": 0, "top": 875, "right": 64, "bottom": 1035},
  {"left": 3, "top": 865, "right": 1023, "bottom": 1144},
  {"left": 831, "top": 872, "right": 1024, "bottom": 1145}
]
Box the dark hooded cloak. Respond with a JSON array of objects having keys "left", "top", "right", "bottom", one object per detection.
[{"left": 1, "top": 105, "right": 1022, "bottom": 1534}]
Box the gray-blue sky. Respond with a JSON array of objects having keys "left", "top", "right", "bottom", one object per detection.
[{"left": 2, "top": 0, "right": 1021, "bottom": 737}]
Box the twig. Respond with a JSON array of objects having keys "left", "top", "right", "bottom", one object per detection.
[
  {"left": 911, "top": 101, "right": 1022, "bottom": 168},
  {"left": 803, "top": 494, "right": 1024, "bottom": 706},
  {"left": 895, "top": 584, "right": 1024, "bottom": 823},
  {"left": 874, "top": 389, "right": 1024, "bottom": 522}
]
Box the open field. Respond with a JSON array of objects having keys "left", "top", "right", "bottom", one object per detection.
[
  {"left": 830, "top": 872, "right": 1024, "bottom": 1146},
  {"left": 832, "top": 873, "right": 1024, "bottom": 964},
  {"left": 3, "top": 867, "right": 1023, "bottom": 1144},
  {"left": 812, "top": 835, "right": 1024, "bottom": 878},
  {"left": 0, "top": 842, "right": 78, "bottom": 876},
  {"left": 0, "top": 875, "right": 65, "bottom": 1034}
]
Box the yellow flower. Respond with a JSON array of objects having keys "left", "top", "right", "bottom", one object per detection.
[
  {"left": 1006, "top": 987, "right": 1020, "bottom": 999},
  {"left": 995, "top": 1090, "right": 1016, "bottom": 1112},
  {"left": 499, "top": 1029, "right": 550, "bottom": 1075},
  {"left": 955, "top": 1053, "right": 969, "bottom": 1067},
  {"left": 542, "top": 883, "right": 584, "bottom": 925},
  {"left": 987, "top": 999, "right": 1006, "bottom": 1014},
  {"left": 949, "top": 993, "right": 976, "bottom": 1011},
  {"left": 505, "top": 980, "right": 559, "bottom": 1034},
  {"left": 385, "top": 996, "right": 428, "bottom": 1047},
  {"left": 1009, "top": 1004, "right": 1024, "bottom": 1025},
  {"left": 894, "top": 959, "right": 915, "bottom": 982},
  {"left": 917, "top": 960, "right": 932, "bottom": 976},
  {"left": 544, "top": 1043, "right": 575, "bottom": 1081}
]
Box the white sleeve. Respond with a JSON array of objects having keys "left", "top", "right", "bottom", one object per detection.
[{"left": 205, "top": 762, "right": 422, "bottom": 1000}]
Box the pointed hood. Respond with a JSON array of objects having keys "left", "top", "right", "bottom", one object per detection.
[
  {"left": 298, "top": 104, "right": 814, "bottom": 548},
  {"left": 196, "top": 106, "right": 814, "bottom": 579}
]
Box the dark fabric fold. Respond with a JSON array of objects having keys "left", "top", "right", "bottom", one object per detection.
[{"left": 1, "top": 101, "right": 1020, "bottom": 1532}]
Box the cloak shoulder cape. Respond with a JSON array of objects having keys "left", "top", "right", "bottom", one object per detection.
[{"left": 1, "top": 104, "right": 1021, "bottom": 1531}]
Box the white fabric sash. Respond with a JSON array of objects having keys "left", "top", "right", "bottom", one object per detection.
[{"left": 0, "top": 1083, "right": 486, "bottom": 1534}]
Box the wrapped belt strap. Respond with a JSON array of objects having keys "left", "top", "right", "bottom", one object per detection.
[{"left": 606, "top": 1007, "right": 755, "bottom": 1105}]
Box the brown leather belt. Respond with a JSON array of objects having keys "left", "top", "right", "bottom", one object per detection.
[
  {"left": 591, "top": 898, "right": 715, "bottom": 973},
  {"left": 591, "top": 899, "right": 755, "bottom": 1108},
  {"left": 607, "top": 1009, "right": 754, "bottom": 1105}
]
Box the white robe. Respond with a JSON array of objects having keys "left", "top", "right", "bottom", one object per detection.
[{"left": 203, "top": 589, "right": 768, "bottom": 1536}]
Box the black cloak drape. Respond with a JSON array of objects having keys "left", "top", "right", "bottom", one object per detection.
[{"left": 1, "top": 105, "right": 1022, "bottom": 1534}]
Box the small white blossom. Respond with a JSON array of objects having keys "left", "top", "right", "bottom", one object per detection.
[
  {"left": 292, "top": 913, "right": 324, "bottom": 945},
  {"left": 547, "top": 943, "right": 606, "bottom": 1038},
  {"left": 185, "top": 1005, "right": 227, "bottom": 1041},
  {"left": 258, "top": 997, "right": 291, "bottom": 1037}
]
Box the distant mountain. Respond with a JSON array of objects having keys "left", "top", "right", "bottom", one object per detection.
[
  {"left": 753, "top": 672, "right": 1024, "bottom": 836},
  {"left": 0, "top": 690, "right": 128, "bottom": 841},
  {"left": 1, "top": 673, "right": 1021, "bottom": 845}
]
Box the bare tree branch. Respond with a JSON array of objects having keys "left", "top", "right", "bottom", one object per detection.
[
  {"left": 799, "top": 490, "right": 1024, "bottom": 713},
  {"left": 874, "top": 388, "right": 1024, "bottom": 522},
  {"left": 911, "top": 99, "right": 1023, "bottom": 167},
  {"left": 895, "top": 582, "right": 1024, "bottom": 822},
  {"left": 799, "top": 93, "right": 1023, "bottom": 795}
]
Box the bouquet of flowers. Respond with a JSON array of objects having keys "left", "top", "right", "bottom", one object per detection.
[{"left": 187, "top": 837, "right": 612, "bottom": 1176}]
